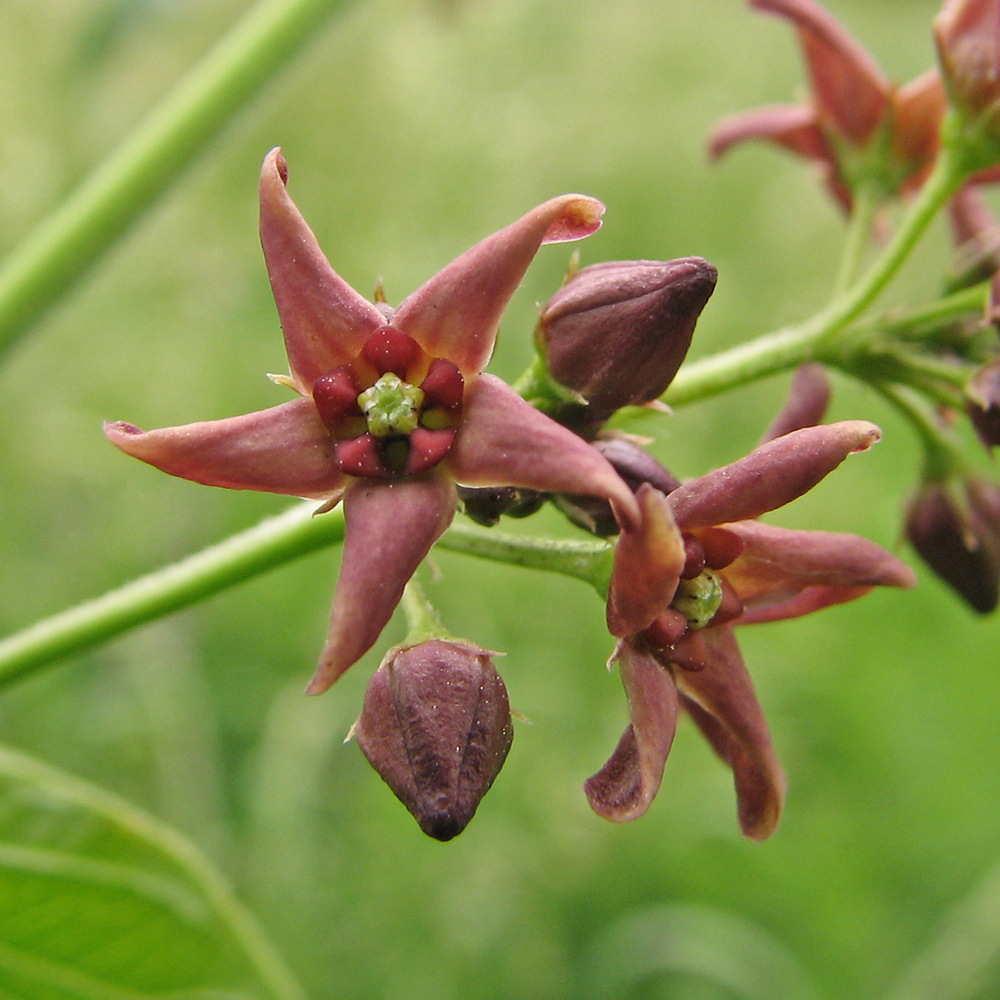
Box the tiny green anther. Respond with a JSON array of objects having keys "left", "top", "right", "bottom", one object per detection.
[
  {"left": 672, "top": 570, "right": 723, "bottom": 629},
  {"left": 358, "top": 373, "right": 425, "bottom": 438}
]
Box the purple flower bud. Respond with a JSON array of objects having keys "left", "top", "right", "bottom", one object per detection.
[
  {"left": 353, "top": 639, "right": 513, "bottom": 840},
  {"left": 553, "top": 438, "right": 682, "bottom": 537},
  {"left": 935, "top": 0, "right": 1000, "bottom": 150},
  {"left": 905, "top": 478, "right": 1000, "bottom": 612},
  {"left": 540, "top": 258, "right": 717, "bottom": 419},
  {"left": 967, "top": 357, "right": 1000, "bottom": 448}
]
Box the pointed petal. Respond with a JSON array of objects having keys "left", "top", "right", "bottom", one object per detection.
[
  {"left": 737, "top": 584, "right": 873, "bottom": 624},
  {"left": 668, "top": 421, "right": 881, "bottom": 530},
  {"left": 308, "top": 476, "right": 457, "bottom": 693},
  {"left": 607, "top": 485, "right": 685, "bottom": 637},
  {"left": 722, "top": 520, "right": 917, "bottom": 615},
  {"left": 708, "top": 103, "right": 830, "bottom": 161},
  {"left": 259, "top": 148, "right": 383, "bottom": 391},
  {"left": 104, "top": 398, "right": 344, "bottom": 498},
  {"left": 759, "top": 363, "right": 832, "bottom": 443},
  {"left": 751, "top": 0, "right": 890, "bottom": 145},
  {"left": 393, "top": 195, "right": 604, "bottom": 376},
  {"left": 674, "top": 627, "right": 785, "bottom": 840},
  {"left": 446, "top": 374, "right": 640, "bottom": 525},
  {"left": 584, "top": 641, "right": 679, "bottom": 822}
]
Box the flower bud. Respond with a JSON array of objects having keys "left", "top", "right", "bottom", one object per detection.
[
  {"left": 905, "top": 477, "right": 1000, "bottom": 612},
  {"left": 540, "top": 258, "right": 717, "bottom": 420},
  {"left": 457, "top": 485, "right": 547, "bottom": 527},
  {"left": 935, "top": 0, "right": 1000, "bottom": 162},
  {"left": 354, "top": 639, "right": 513, "bottom": 840},
  {"left": 553, "top": 438, "right": 681, "bottom": 536},
  {"left": 967, "top": 358, "right": 1000, "bottom": 448}
]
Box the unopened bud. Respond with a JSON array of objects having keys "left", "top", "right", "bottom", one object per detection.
[
  {"left": 540, "top": 258, "right": 717, "bottom": 420},
  {"left": 905, "top": 477, "right": 1000, "bottom": 612},
  {"left": 935, "top": 0, "right": 1000, "bottom": 165},
  {"left": 354, "top": 639, "right": 513, "bottom": 840},
  {"left": 457, "top": 485, "right": 547, "bottom": 527},
  {"left": 967, "top": 358, "right": 1000, "bottom": 448},
  {"left": 553, "top": 438, "right": 681, "bottom": 536}
]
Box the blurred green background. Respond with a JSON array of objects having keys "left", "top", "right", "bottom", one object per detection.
[{"left": 2, "top": 0, "right": 998, "bottom": 997}]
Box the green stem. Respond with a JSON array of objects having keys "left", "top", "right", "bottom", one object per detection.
[
  {"left": 399, "top": 577, "right": 451, "bottom": 644},
  {"left": 831, "top": 179, "right": 881, "bottom": 298},
  {"left": 0, "top": 0, "right": 351, "bottom": 361},
  {"left": 0, "top": 744, "right": 306, "bottom": 1000},
  {"left": 665, "top": 148, "right": 970, "bottom": 409},
  {"left": 0, "top": 502, "right": 344, "bottom": 689},
  {"left": 0, "top": 506, "right": 614, "bottom": 691},
  {"left": 808, "top": 148, "right": 969, "bottom": 340},
  {"left": 437, "top": 521, "right": 614, "bottom": 596},
  {"left": 874, "top": 382, "right": 963, "bottom": 481}
]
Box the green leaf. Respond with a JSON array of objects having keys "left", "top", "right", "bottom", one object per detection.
[{"left": 0, "top": 743, "right": 305, "bottom": 1000}]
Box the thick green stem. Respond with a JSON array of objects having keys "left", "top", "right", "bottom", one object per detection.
[
  {"left": 0, "top": 0, "right": 350, "bottom": 360},
  {"left": 0, "top": 505, "right": 613, "bottom": 690},
  {"left": 436, "top": 522, "right": 614, "bottom": 597},
  {"left": 0, "top": 502, "right": 344, "bottom": 689}
]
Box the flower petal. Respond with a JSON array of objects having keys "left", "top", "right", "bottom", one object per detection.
[
  {"left": 607, "top": 485, "right": 686, "bottom": 637},
  {"left": 584, "top": 640, "right": 679, "bottom": 823},
  {"left": 259, "top": 148, "right": 384, "bottom": 391},
  {"left": 668, "top": 421, "right": 881, "bottom": 530},
  {"left": 751, "top": 0, "right": 890, "bottom": 145},
  {"left": 674, "top": 626, "right": 785, "bottom": 840},
  {"left": 759, "top": 363, "right": 832, "bottom": 443},
  {"left": 446, "top": 374, "right": 640, "bottom": 526},
  {"left": 104, "top": 398, "right": 344, "bottom": 498},
  {"left": 721, "top": 520, "right": 917, "bottom": 615},
  {"left": 393, "top": 195, "right": 605, "bottom": 376},
  {"left": 708, "top": 103, "right": 830, "bottom": 161},
  {"left": 891, "top": 70, "right": 947, "bottom": 192},
  {"left": 307, "top": 475, "right": 457, "bottom": 694}
]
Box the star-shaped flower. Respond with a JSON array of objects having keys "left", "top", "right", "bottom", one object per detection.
[
  {"left": 585, "top": 422, "right": 917, "bottom": 837},
  {"left": 106, "top": 149, "right": 640, "bottom": 694},
  {"left": 708, "top": 0, "right": 946, "bottom": 211}
]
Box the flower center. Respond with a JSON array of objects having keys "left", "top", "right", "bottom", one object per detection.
[
  {"left": 357, "top": 373, "right": 425, "bottom": 437},
  {"left": 672, "top": 569, "right": 723, "bottom": 629}
]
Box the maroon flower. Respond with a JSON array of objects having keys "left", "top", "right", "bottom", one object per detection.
[
  {"left": 586, "top": 422, "right": 916, "bottom": 837},
  {"left": 709, "top": 0, "right": 946, "bottom": 211},
  {"left": 106, "top": 149, "right": 640, "bottom": 694},
  {"left": 935, "top": 0, "right": 1000, "bottom": 151}
]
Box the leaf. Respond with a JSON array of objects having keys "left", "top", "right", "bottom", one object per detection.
[{"left": 0, "top": 743, "right": 305, "bottom": 1000}]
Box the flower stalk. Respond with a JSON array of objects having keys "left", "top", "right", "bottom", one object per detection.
[{"left": 0, "top": 502, "right": 614, "bottom": 692}]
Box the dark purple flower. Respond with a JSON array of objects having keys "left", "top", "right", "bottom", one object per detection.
[
  {"left": 588, "top": 422, "right": 916, "bottom": 837},
  {"left": 106, "top": 149, "right": 641, "bottom": 694}
]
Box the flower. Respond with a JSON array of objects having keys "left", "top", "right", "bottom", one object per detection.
[
  {"left": 586, "top": 422, "right": 917, "bottom": 837},
  {"left": 539, "top": 258, "right": 718, "bottom": 425},
  {"left": 935, "top": 0, "right": 1000, "bottom": 155},
  {"left": 905, "top": 476, "right": 1000, "bottom": 612},
  {"left": 106, "top": 149, "right": 640, "bottom": 694},
  {"left": 709, "top": 0, "right": 947, "bottom": 211},
  {"left": 353, "top": 639, "right": 513, "bottom": 841}
]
